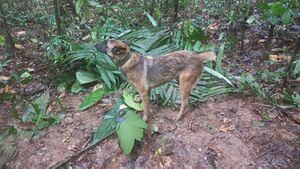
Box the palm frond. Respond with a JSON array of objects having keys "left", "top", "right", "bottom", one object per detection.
[{"left": 114, "top": 27, "right": 237, "bottom": 106}]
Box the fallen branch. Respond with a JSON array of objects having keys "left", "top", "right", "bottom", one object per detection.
[{"left": 49, "top": 131, "right": 114, "bottom": 169}]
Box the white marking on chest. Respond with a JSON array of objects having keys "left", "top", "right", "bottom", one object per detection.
[{"left": 144, "top": 56, "right": 154, "bottom": 77}]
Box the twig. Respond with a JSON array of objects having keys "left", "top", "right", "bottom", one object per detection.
[
  {"left": 48, "top": 131, "right": 114, "bottom": 169},
  {"left": 253, "top": 102, "right": 275, "bottom": 108}
]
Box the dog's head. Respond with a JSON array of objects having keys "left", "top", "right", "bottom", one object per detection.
[{"left": 95, "top": 40, "right": 130, "bottom": 65}]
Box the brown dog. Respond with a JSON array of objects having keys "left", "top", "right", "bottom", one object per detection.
[{"left": 95, "top": 40, "right": 216, "bottom": 121}]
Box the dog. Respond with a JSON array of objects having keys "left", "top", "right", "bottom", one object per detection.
[{"left": 95, "top": 40, "right": 216, "bottom": 121}]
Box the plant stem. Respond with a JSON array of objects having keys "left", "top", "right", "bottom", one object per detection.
[
  {"left": 267, "top": 24, "right": 275, "bottom": 45},
  {"left": 0, "top": 0, "right": 15, "bottom": 57},
  {"left": 53, "top": 0, "right": 63, "bottom": 36},
  {"left": 173, "top": 0, "right": 179, "bottom": 23},
  {"left": 150, "top": 0, "right": 155, "bottom": 16}
]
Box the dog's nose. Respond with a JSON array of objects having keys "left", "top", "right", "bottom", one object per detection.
[{"left": 95, "top": 40, "right": 108, "bottom": 53}]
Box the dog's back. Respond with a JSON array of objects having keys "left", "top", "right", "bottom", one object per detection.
[
  {"left": 144, "top": 51, "right": 216, "bottom": 88},
  {"left": 171, "top": 50, "right": 217, "bottom": 61}
]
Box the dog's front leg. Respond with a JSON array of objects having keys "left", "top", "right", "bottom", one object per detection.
[{"left": 138, "top": 89, "right": 150, "bottom": 121}]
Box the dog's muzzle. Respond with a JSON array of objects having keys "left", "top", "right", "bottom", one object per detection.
[{"left": 95, "top": 41, "right": 108, "bottom": 53}]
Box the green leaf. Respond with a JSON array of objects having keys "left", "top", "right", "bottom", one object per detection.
[
  {"left": 163, "top": 85, "right": 174, "bottom": 106},
  {"left": 292, "top": 60, "right": 300, "bottom": 76},
  {"left": 87, "top": 0, "right": 102, "bottom": 8},
  {"left": 57, "top": 82, "right": 67, "bottom": 92},
  {"left": 76, "top": 0, "right": 85, "bottom": 14},
  {"left": 282, "top": 11, "right": 292, "bottom": 25},
  {"left": 145, "top": 12, "right": 157, "bottom": 27},
  {"left": 93, "top": 99, "right": 124, "bottom": 143},
  {"left": 34, "top": 90, "right": 50, "bottom": 114},
  {"left": 79, "top": 86, "right": 110, "bottom": 111},
  {"left": 245, "top": 74, "right": 264, "bottom": 97},
  {"left": 0, "top": 35, "right": 5, "bottom": 46},
  {"left": 257, "top": 2, "right": 270, "bottom": 10},
  {"left": 117, "top": 123, "right": 136, "bottom": 154},
  {"left": 268, "top": 16, "right": 278, "bottom": 25},
  {"left": 204, "top": 67, "right": 234, "bottom": 87},
  {"left": 21, "top": 90, "right": 58, "bottom": 134},
  {"left": 292, "top": 94, "right": 300, "bottom": 106},
  {"left": 124, "top": 110, "right": 148, "bottom": 129},
  {"left": 0, "top": 93, "right": 14, "bottom": 102},
  {"left": 123, "top": 89, "right": 143, "bottom": 111},
  {"left": 71, "top": 81, "right": 83, "bottom": 93},
  {"left": 20, "top": 71, "right": 31, "bottom": 79},
  {"left": 246, "top": 15, "right": 255, "bottom": 24},
  {"left": 238, "top": 73, "right": 265, "bottom": 98},
  {"left": 215, "top": 43, "right": 225, "bottom": 74},
  {"left": 76, "top": 70, "right": 99, "bottom": 84},
  {"left": 98, "top": 68, "right": 112, "bottom": 89},
  {"left": 117, "top": 111, "right": 147, "bottom": 154},
  {"left": 270, "top": 3, "right": 287, "bottom": 16}
]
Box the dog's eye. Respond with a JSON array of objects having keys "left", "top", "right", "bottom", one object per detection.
[{"left": 112, "top": 47, "right": 125, "bottom": 55}]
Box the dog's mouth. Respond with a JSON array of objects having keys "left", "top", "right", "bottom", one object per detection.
[{"left": 95, "top": 40, "right": 108, "bottom": 53}]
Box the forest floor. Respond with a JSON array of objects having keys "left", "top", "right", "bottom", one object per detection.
[{"left": 1, "top": 25, "right": 300, "bottom": 168}]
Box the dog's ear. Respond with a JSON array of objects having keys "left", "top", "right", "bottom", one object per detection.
[{"left": 112, "top": 46, "right": 126, "bottom": 55}]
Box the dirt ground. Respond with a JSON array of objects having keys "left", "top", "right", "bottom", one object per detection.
[{"left": 7, "top": 93, "right": 300, "bottom": 169}]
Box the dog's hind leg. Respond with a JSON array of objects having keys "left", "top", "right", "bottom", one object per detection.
[{"left": 176, "top": 67, "right": 202, "bottom": 121}]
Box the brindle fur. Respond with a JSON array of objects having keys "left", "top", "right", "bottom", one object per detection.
[{"left": 95, "top": 40, "right": 216, "bottom": 121}]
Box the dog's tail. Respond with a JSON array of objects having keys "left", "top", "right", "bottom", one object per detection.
[{"left": 195, "top": 51, "right": 217, "bottom": 61}]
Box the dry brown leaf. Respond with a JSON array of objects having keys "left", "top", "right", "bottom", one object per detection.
[
  {"left": 16, "top": 31, "right": 26, "bottom": 35},
  {"left": 14, "top": 44, "right": 25, "bottom": 49},
  {"left": 208, "top": 22, "right": 218, "bottom": 30},
  {"left": 26, "top": 68, "right": 35, "bottom": 72},
  {"left": 2, "top": 85, "right": 15, "bottom": 93},
  {"left": 92, "top": 83, "right": 103, "bottom": 91},
  {"left": 46, "top": 104, "right": 53, "bottom": 114},
  {"left": 219, "top": 124, "right": 235, "bottom": 133},
  {"left": 0, "top": 76, "right": 10, "bottom": 81},
  {"left": 258, "top": 39, "right": 266, "bottom": 43},
  {"left": 269, "top": 54, "right": 291, "bottom": 62}
]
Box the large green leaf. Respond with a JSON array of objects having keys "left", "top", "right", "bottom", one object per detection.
[
  {"left": 79, "top": 86, "right": 110, "bottom": 111},
  {"left": 124, "top": 111, "right": 148, "bottom": 129},
  {"left": 21, "top": 90, "right": 59, "bottom": 136},
  {"left": 22, "top": 90, "right": 50, "bottom": 122},
  {"left": 76, "top": 70, "right": 99, "bottom": 84},
  {"left": 116, "top": 110, "right": 147, "bottom": 154}
]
